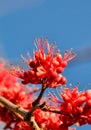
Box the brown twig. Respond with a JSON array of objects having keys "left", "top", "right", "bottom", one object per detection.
[
  {"left": 0, "top": 96, "right": 40, "bottom": 130},
  {"left": 42, "top": 105, "right": 74, "bottom": 118},
  {"left": 32, "top": 83, "right": 46, "bottom": 107},
  {"left": 0, "top": 84, "right": 46, "bottom": 130},
  {"left": 25, "top": 83, "right": 46, "bottom": 122}
]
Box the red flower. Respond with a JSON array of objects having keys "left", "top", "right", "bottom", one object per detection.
[
  {"left": 34, "top": 109, "right": 68, "bottom": 130},
  {"left": 58, "top": 87, "right": 91, "bottom": 126},
  {"left": 14, "top": 121, "right": 32, "bottom": 130},
  {"left": 12, "top": 38, "right": 76, "bottom": 88},
  {"left": 0, "top": 62, "right": 33, "bottom": 129}
]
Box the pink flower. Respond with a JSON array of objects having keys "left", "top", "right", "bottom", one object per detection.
[{"left": 12, "top": 38, "right": 76, "bottom": 88}]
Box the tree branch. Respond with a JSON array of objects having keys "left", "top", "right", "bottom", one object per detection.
[
  {"left": 0, "top": 96, "right": 40, "bottom": 130},
  {"left": 32, "top": 84, "right": 46, "bottom": 107}
]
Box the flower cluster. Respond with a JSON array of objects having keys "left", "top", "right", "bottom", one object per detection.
[
  {"left": 34, "top": 109, "right": 69, "bottom": 130},
  {"left": 0, "top": 61, "right": 76, "bottom": 130},
  {"left": 0, "top": 62, "right": 32, "bottom": 129},
  {"left": 12, "top": 38, "right": 75, "bottom": 88},
  {"left": 0, "top": 63, "right": 32, "bottom": 109},
  {"left": 14, "top": 121, "right": 32, "bottom": 130},
  {"left": 0, "top": 38, "right": 91, "bottom": 130},
  {"left": 59, "top": 87, "right": 91, "bottom": 126}
]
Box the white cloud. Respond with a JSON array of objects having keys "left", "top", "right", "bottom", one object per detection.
[{"left": 0, "top": 0, "right": 44, "bottom": 16}]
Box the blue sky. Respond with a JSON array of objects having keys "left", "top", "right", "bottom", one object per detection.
[{"left": 0, "top": 0, "right": 91, "bottom": 129}]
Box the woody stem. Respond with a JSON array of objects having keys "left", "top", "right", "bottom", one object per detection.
[
  {"left": 32, "top": 83, "right": 46, "bottom": 107},
  {"left": 0, "top": 96, "right": 40, "bottom": 130}
]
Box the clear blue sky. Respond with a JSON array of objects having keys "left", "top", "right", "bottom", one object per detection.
[{"left": 0, "top": 0, "right": 91, "bottom": 129}]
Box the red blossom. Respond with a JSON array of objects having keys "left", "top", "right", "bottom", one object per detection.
[
  {"left": 14, "top": 121, "right": 32, "bottom": 130},
  {"left": 1, "top": 38, "right": 91, "bottom": 130},
  {"left": 0, "top": 61, "right": 70, "bottom": 130},
  {"left": 12, "top": 38, "right": 76, "bottom": 88},
  {"left": 0, "top": 62, "right": 33, "bottom": 129},
  {"left": 58, "top": 87, "right": 91, "bottom": 126},
  {"left": 34, "top": 109, "right": 68, "bottom": 130}
]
